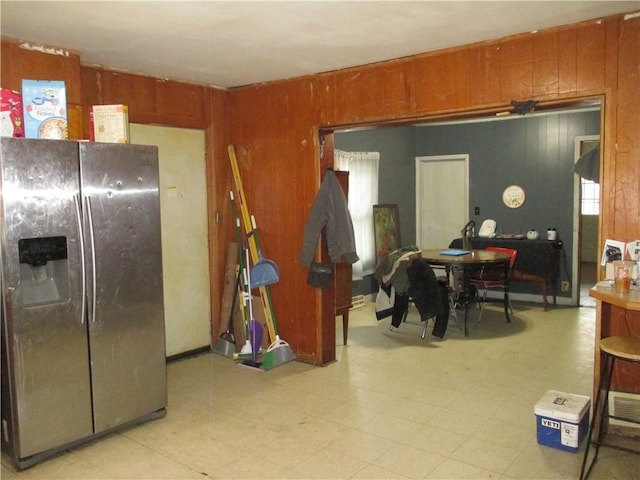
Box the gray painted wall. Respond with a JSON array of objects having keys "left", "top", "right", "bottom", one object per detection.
[{"left": 335, "top": 109, "right": 601, "bottom": 297}]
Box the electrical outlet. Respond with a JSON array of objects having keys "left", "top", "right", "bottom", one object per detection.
[{"left": 561, "top": 281, "right": 570, "bottom": 292}]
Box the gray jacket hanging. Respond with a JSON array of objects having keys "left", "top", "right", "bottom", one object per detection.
[{"left": 299, "top": 169, "right": 359, "bottom": 267}]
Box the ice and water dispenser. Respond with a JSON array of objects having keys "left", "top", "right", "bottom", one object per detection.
[{"left": 18, "top": 236, "right": 70, "bottom": 306}]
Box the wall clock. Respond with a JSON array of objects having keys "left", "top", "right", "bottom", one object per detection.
[{"left": 502, "top": 185, "right": 525, "bottom": 208}]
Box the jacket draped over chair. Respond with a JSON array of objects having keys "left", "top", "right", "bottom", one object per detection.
[{"left": 374, "top": 248, "right": 449, "bottom": 337}]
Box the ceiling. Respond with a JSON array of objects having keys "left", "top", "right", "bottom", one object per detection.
[{"left": 2, "top": 1, "right": 638, "bottom": 89}]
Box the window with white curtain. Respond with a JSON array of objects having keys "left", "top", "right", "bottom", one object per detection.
[{"left": 334, "top": 149, "right": 379, "bottom": 280}]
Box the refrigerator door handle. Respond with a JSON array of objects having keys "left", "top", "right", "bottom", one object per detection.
[
  {"left": 84, "top": 195, "right": 98, "bottom": 324},
  {"left": 74, "top": 194, "right": 87, "bottom": 325}
]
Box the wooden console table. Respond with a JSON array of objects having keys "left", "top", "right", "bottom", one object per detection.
[{"left": 450, "top": 237, "right": 562, "bottom": 310}]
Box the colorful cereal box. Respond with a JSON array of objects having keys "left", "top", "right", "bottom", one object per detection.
[
  {"left": 0, "top": 88, "right": 24, "bottom": 137},
  {"left": 21, "top": 80, "right": 68, "bottom": 139}
]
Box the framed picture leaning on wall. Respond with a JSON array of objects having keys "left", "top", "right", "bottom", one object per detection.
[{"left": 373, "top": 204, "right": 401, "bottom": 264}]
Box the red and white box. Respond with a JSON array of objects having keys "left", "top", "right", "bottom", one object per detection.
[{"left": 1, "top": 88, "right": 24, "bottom": 137}]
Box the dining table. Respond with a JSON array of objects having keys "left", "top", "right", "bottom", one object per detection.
[{"left": 421, "top": 248, "right": 512, "bottom": 336}]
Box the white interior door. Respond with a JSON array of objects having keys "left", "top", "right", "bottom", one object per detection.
[
  {"left": 416, "top": 154, "right": 469, "bottom": 249},
  {"left": 130, "top": 124, "right": 210, "bottom": 356}
]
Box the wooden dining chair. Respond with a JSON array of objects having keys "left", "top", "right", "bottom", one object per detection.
[{"left": 468, "top": 247, "right": 517, "bottom": 322}]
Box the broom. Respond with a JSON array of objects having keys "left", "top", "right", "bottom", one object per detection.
[{"left": 248, "top": 216, "right": 296, "bottom": 370}]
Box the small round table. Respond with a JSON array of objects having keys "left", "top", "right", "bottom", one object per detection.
[{"left": 421, "top": 249, "right": 511, "bottom": 336}]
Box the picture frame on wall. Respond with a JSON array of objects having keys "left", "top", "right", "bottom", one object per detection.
[
  {"left": 626, "top": 240, "right": 640, "bottom": 261},
  {"left": 600, "top": 238, "right": 625, "bottom": 266},
  {"left": 373, "top": 204, "right": 401, "bottom": 264}
]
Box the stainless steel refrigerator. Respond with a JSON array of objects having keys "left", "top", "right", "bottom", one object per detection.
[{"left": 0, "top": 138, "right": 167, "bottom": 469}]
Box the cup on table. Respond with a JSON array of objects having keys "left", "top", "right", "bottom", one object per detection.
[{"left": 613, "top": 260, "right": 634, "bottom": 293}]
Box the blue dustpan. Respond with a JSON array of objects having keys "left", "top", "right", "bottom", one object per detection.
[{"left": 250, "top": 252, "right": 279, "bottom": 288}]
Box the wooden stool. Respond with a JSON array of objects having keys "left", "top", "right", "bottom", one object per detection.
[{"left": 579, "top": 336, "right": 640, "bottom": 480}]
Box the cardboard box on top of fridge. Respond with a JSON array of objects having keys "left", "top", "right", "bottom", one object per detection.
[
  {"left": 90, "top": 104, "right": 130, "bottom": 143},
  {"left": 1, "top": 89, "right": 25, "bottom": 137},
  {"left": 21, "top": 80, "right": 68, "bottom": 139}
]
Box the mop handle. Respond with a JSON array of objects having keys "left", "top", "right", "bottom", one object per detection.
[{"left": 244, "top": 245, "right": 253, "bottom": 319}]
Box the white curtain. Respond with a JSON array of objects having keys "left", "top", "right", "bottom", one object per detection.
[{"left": 335, "top": 149, "right": 379, "bottom": 280}]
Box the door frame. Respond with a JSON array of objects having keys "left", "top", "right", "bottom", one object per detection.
[{"left": 573, "top": 134, "right": 600, "bottom": 305}]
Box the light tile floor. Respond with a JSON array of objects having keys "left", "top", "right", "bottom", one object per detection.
[{"left": 3, "top": 301, "right": 638, "bottom": 479}]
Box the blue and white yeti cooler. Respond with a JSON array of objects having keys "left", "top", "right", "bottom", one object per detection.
[{"left": 534, "top": 390, "right": 591, "bottom": 452}]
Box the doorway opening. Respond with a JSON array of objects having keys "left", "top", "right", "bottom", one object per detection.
[{"left": 325, "top": 97, "right": 603, "bottom": 306}]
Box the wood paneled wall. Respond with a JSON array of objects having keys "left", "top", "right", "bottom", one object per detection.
[
  {"left": 80, "top": 68, "right": 211, "bottom": 134},
  {"left": 0, "top": 39, "right": 85, "bottom": 139},
  {"left": 227, "top": 13, "right": 639, "bottom": 364},
  {"left": 2, "top": 11, "right": 638, "bottom": 365}
]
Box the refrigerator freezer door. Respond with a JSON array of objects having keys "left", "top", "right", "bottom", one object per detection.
[
  {"left": 0, "top": 138, "right": 93, "bottom": 459},
  {"left": 79, "top": 143, "right": 166, "bottom": 433}
]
